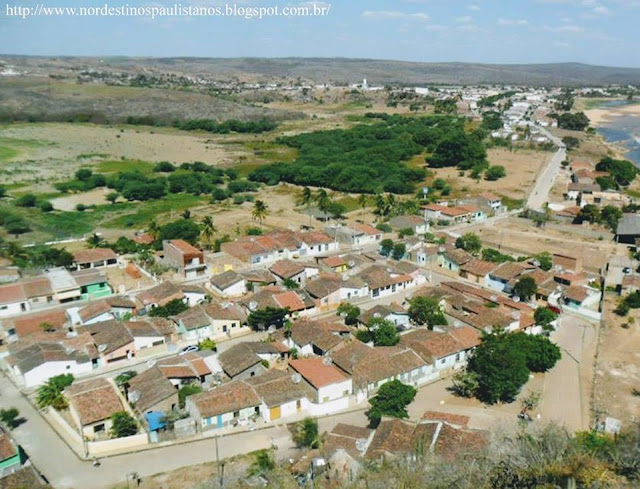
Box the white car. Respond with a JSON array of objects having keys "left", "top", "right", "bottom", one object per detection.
[{"left": 179, "top": 345, "right": 199, "bottom": 355}]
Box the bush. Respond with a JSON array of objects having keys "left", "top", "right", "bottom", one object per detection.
[
  {"left": 178, "top": 384, "right": 203, "bottom": 408},
  {"left": 367, "top": 380, "right": 417, "bottom": 427},
  {"left": 15, "top": 193, "right": 37, "bottom": 207},
  {"left": 485, "top": 165, "right": 506, "bottom": 181},
  {"left": 39, "top": 201, "right": 54, "bottom": 212},
  {"left": 110, "top": 411, "right": 138, "bottom": 438}
]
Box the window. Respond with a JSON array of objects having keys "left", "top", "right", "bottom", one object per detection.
[
  {"left": 440, "top": 359, "right": 446, "bottom": 364},
  {"left": 233, "top": 411, "right": 239, "bottom": 418},
  {"left": 343, "top": 390, "right": 349, "bottom": 396},
  {"left": 455, "top": 353, "right": 460, "bottom": 362},
  {"left": 94, "top": 423, "right": 105, "bottom": 433},
  {"left": 322, "top": 396, "right": 329, "bottom": 403}
]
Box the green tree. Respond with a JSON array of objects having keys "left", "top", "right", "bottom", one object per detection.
[
  {"left": 358, "top": 194, "right": 368, "bottom": 223},
  {"left": 601, "top": 205, "right": 622, "bottom": 232},
  {"left": 15, "top": 193, "right": 37, "bottom": 207},
  {"left": 370, "top": 318, "right": 400, "bottom": 346},
  {"left": 337, "top": 302, "right": 361, "bottom": 326},
  {"left": 149, "top": 298, "right": 189, "bottom": 318},
  {"left": 252, "top": 200, "right": 269, "bottom": 226},
  {"left": 75, "top": 168, "right": 93, "bottom": 181},
  {"left": 0, "top": 407, "right": 20, "bottom": 429},
  {"left": 514, "top": 275, "right": 537, "bottom": 301},
  {"left": 250, "top": 449, "right": 275, "bottom": 476},
  {"left": 596, "top": 156, "right": 638, "bottom": 186},
  {"left": 114, "top": 371, "right": 137, "bottom": 395},
  {"left": 200, "top": 216, "right": 216, "bottom": 250},
  {"left": 39, "top": 201, "right": 54, "bottom": 212},
  {"left": 380, "top": 238, "right": 394, "bottom": 257},
  {"left": 247, "top": 307, "right": 289, "bottom": 331},
  {"left": 158, "top": 219, "right": 201, "bottom": 244},
  {"left": 298, "top": 186, "right": 313, "bottom": 227},
  {"left": 282, "top": 278, "right": 299, "bottom": 290},
  {"left": 485, "top": 165, "right": 507, "bottom": 181},
  {"left": 455, "top": 233, "right": 482, "bottom": 254},
  {"left": 178, "top": 384, "right": 203, "bottom": 408},
  {"left": 534, "top": 307, "right": 559, "bottom": 332},
  {"left": 106, "top": 191, "right": 119, "bottom": 204},
  {"left": 534, "top": 252, "right": 553, "bottom": 271},
  {"left": 391, "top": 242, "right": 406, "bottom": 261},
  {"left": 110, "top": 411, "right": 138, "bottom": 438},
  {"left": 577, "top": 204, "right": 601, "bottom": 224},
  {"left": 86, "top": 233, "right": 106, "bottom": 248},
  {"left": 198, "top": 338, "right": 217, "bottom": 351},
  {"left": 367, "top": 380, "right": 417, "bottom": 427},
  {"left": 408, "top": 296, "right": 447, "bottom": 329},
  {"left": 36, "top": 374, "right": 74, "bottom": 410},
  {"left": 293, "top": 417, "right": 320, "bottom": 448},
  {"left": 315, "top": 189, "right": 332, "bottom": 222}
]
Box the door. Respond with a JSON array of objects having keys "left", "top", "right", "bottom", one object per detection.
[
  {"left": 270, "top": 406, "right": 281, "bottom": 421},
  {"left": 217, "top": 415, "right": 223, "bottom": 428}
]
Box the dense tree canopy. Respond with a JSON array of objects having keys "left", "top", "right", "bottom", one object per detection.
[
  {"left": 596, "top": 157, "right": 637, "bottom": 187},
  {"left": 367, "top": 379, "right": 417, "bottom": 427},
  {"left": 455, "top": 233, "right": 482, "bottom": 254},
  {"left": 408, "top": 296, "right": 447, "bottom": 329}
]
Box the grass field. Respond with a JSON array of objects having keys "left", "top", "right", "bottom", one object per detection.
[
  {"left": 96, "top": 159, "right": 156, "bottom": 174},
  {"left": 103, "top": 193, "right": 205, "bottom": 229}
]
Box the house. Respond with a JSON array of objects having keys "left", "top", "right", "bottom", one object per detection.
[
  {"left": 210, "top": 270, "right": 246, "bottom": 297},
  {"left": 330, "top": 341, "right": 428, "bottom": 399},
  {"left": 245, "top": 370, "right": 308, "bottom": 422},
  {"left": 0, "top": 283, "right": 29, "bottom": 318},
  {"left": 239, "top": 269, "right": 278, "bottom": 290},
  {"left": 71, "top": 248, "right": 118, "bottom": 270},
  {"left": 71, "top": 269, "right": 112, "bottom": 301},
  {"left": 480, "top": 192, "right": 502, "bottom": 212},
  {"left": 552, "top": 253, "right": 583, "bottom": 273},
  {"left": 325, "top": 223, "right": 382, "bottom": 247},
  {"left": 66, "top": 378, "right": 126, "bottom": 440},
  {"left": 406, "top": 242, "right": 439, "bottom": 267},
  {"left": 163, "top": 240, "right": 208, "bottom": 279},
  {"left": 106, "top": 296, "right": 137, "bottom": 318},
  {"left": 0, "top": 267, "right": 20, "bottom": 284},
  {"left": 319, "top": 256, "right": 349, "bottom": 273},
  {"left": 86, "top": 320, "right": 136, "bottom": 364},
  {"left": 270, "top": 259, "right": 319, "bottom": 286},
  {"left": 620, "top": 274, "right": 640, "bottom": 295},
  {"left": 459, "top": 259, "right": 499, "bottom": 285},
  {"left": 127, "top": 366, "right": 179, "bottom": 414},
  {"left": 126, "top": 318, "right": 173, "bottom": 351},
  {"left": 400, "top": 327, "right": 480, "bottom": 373},
  {"left": 20, "top": 276, "right": 54, "bottom": 308},
  {"left": 298, "top": 231, "right": 339, "bottom": 256},
  {"left": 440, "top": 248, "right": 473, "bottom": 273},
  {"left": 3, "top": 308, "right": 68, "bottom": 340},
  {"left": 423, "top": 204, "right": 472, "bottom": 224},
  {"left": 186, "top": 381, "right": 262, "bottom": 430},
  {"left": 68, "top": 299, "right": 114, "bottom": 326},
  {"left": 354, "top": 265, "right": 415, "bottom": 299},
  {"left": 566, "top": 182, "right": 600, "bottom": 201},
  {"left": 305, "top": 275, "right": 368, "bottom": 311},
  {"left": 203, "top": 302, "right": 248, "bottom": 338},
  {"left": 616, "top": 214, "right": 640, "bottom": 245},
  {"left": 359, "top": 303, "right": 410, "bottom": 330},
  {"left": 388, "top": 215, "right": 429, "bottom": 235},
  {"left": 218, "top": 342, "right": 280, "bottom": 380},
  {"left": 277, "top": 319, "right": 348, "bottom": 356},
  {"left": 45, "top": 268, "right": 81, "bottom": 303},
  {"left": 136, "top": 281, "right": 185, "bottom": 312},
  {"left": 487, "top": 262, "right": 533, "bottom": 294},
  {"left": 5, "top": 333, "right": 98, "bottom": 387},
  {"left": 289, "top": 357, "right": 353, "bottom": 415},
  {"left": 0, "top": 431, "right": 25, "bottom": 477},
  {"left": 561, "top": 285, "right": 600, "bottom": 309}
]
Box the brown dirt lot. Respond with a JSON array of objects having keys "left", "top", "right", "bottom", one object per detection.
[
  {"left": 594, "top": 294, "right": 640, "bottom": 425},
  {"left": 433, "top": 148, "right": 547, "bottom": 201}
]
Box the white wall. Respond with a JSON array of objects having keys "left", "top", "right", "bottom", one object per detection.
[
  {"left": 20, "top": 360, "right": 94, "bottom": 388},
  {"left": 0, "top": 301, "right": 29, "bottom": 318},
  {"left": 317, "top": 379, "right": 352, "bottom": 403},
  {"left": 133, "top": 335, "right": 165, "bottom": 350}
]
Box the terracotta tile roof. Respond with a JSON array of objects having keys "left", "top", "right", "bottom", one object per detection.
[
  {"left": 167, "top": 239, "right": 202, "bottom": 256},
  {"left": 400, "top": 327, "right": 480, "bottom": 362},
  {"left": 20, "top": 276, "right": 53, "bottom": 298},
  {"left": 489, "top": 262, "right": 530, "bottom": 281},
  {"left": 421, "top": 411, "right": 470, "bottom": 427},
  {"left": 388, "top": 215, "right": 425, "bottom": 230},
  {"left": 367, "top": 419, "right": 437, "bottom": 459},
  {"left": 481, "top": 192, "right": 501, "bottom": 201},
  {"left": 202, "top": 302, "right": 246, "bottom": 322},
  {"left": 86, "top": 320, "right": 134, "bottom": 355},
  {"left": 278, "top": 319, "right": 345, "bottom": 352},
  {"left": 289, "top": 357, "right": 349, "bottom": 389},
  {"left": 189, "top": 381, "right": 261, "bottom": 418},
  {"left": 173, "top": 305, "right": 210, "bottom": 330},
  {"left": 270, "top": 260, "right": 305, "bottom": 279},
  {"left": 66, "top": 378, "right": 124, "bottom": 426},
  {"left": 563, "top": 285, "right": 589, "bottom": 303},
  {"left": 321, "top": 256, "right": 348, "bottom": 268},
  {"left": 210, "top": 270, "right": 244, "bottom": 290},
  {"left": 352, "top": 222, "right": 381, "bottom": 236},
  {"left": 239, "top": 269, "right": 277, "bottom": 284},
  {"left": 78, "top": 299, "right": 112, "bottom": 322},
  {"left": 305, "top": 275, "right": 343, "bottom": 298},
  {"left": 137, "top": 281, "right": 184, "bottom": 306},
  {"left": 0, "top": 283, "right": 27, "bottom": 305},
  {"left": 7, "top": 309, "right": 68, "bottom": 337},
  {"left": 218, "top": 343, "right": 267, "bottom": 378},
  {"left": 71, "top": 269, "right": 108, "bottom": 287},
  {"left": 431, "top": 423, "right": 488, "bottom": 460},
  {"left": 132, "top": 233, "right": 154, "bottom": 245},
  {"left": 73, "top": 248, "right": 117, "bottom": 264},
  {"left": 244, "top": 370, "right": 307, "bottom": 407},
  {"left": 299, "top": 230, "right": 334, "bottom": 245},
  {"left": 443, "top": 248, "right": 474, "bottom": 266},
  {"left": 128, "top": 366, "right": 177, "bottom": 413},
  {"left": 274, "top": 291, "right": 307, "bottom": 312},
  {"left": 460, "top": 259, "right": 499, "bottom": 277},
  {"left": 0, "top": 432, "right": 17, "bottom": 461},
  {"left": 106, "top": 296, "right": 136, "bottom": 309}
]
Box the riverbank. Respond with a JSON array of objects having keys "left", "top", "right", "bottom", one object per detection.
[
  {"left": 584, "top": 101, "right": 640, "bottom": 126},
  {"left": 583, "top": 99, "right": 640, "bottom": 164}
]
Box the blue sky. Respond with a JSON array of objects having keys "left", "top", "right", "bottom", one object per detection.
[{"left": 1, "top": 0, "right": 640, "bottom": 67}]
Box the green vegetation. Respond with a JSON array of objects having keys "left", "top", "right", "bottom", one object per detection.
[
  {"left": 407, "top": 296, "right": 447, "bottom": 329},
  {"left": 482, "top": 248, "right": 515, "bottom": 263},
  {"left": 293, "top": 418, "right": 319, "bottom": 449},
  {"left": 148, "top": 298, "right": 189, "bottom": 318},
  {"left": 596, "top": 156, "right": 638, "bottom": 187},
  {"left": 356, "top": 318, "right": 400, "bottom": 346},
  {"left": 157, "top": 218, "right": 201, "bottom": 244},
  {"left": 367, "top": 379, "right": 417, "bottom": 427},
  {"left": 36, "top": 374, "right": 74, "bottom": 410},
  {"left": 337, "top": 302, "right": 361, "bottom": 326},
  {"left": 513, "top": 275, "right": 538, "bottom": 301},
  {"left": 110, "top": 411, "right": 138, "bottom": 438},
  {"left": 250, "top": 115, "right": 483, "bottom": 193},
  {"left": 197, "top": 338, "right": 217, "bottom": 351},
  {"left": 485, "top": 165, "right": 506, "bottom": 181},
  {"left": 0, "top": 407, "right": 21, "bottom": 429},
  {"left": 577, "top": 204, "right": 622, "bottom": 232},
  {"left": 534, "top": 307, "right": 559, "bottom": 332},
  {"left": 455, "top": 233, "right": 482, "bottom": 254},
  {"left": 553, "top": 112, "right": 590, "bottom": 131},
  {"left": 178, "top": 384, "right": 203, "bottom": 409},
  {"left": 247, "top": 307, "right": 289, "bottom": 331},
  {"left": 124, "top": 116, "right": 278, "bottom": 134}
]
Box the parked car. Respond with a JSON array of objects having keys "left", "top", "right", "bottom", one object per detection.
[{"left": 179, "top": 345, "right": 199, "bottom": 355}]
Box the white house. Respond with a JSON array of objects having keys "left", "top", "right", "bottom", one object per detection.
[
  {"left": 245, "top": 370, "right": 309, "bottom": 422},
  {"left": 289, "top": 357, "right": 352, "bottom": 416},
  {"left": 209, "top": 270, "right": 246, "bottom": 297},
  {"left": 0, "top": 283, "right": 29, "bottom": 318},
  {"left": 186, "top": 381, "right": 262, "bottom": 430}
]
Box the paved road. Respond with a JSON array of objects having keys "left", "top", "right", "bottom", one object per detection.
[
  {"left": 540, "top": 314, "right": 597, "bottom": 432},
  {"left": 526, "top": 126, "right": 566, "bottom": 211}
]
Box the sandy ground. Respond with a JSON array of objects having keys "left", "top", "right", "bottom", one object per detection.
[
  {"left": 50, "top": 188, "right": 111, "bottom": 211},
  {"left": 433, "top": 148, "right": 547, "bottom": 201},
  {"left": 584, "top": 103, "right": 640, "bottom": 126},
  {"left": 594, "top": 293, "right": 640, "bottom": 426}
]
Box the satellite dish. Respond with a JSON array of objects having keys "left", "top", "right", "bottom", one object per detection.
[
  {"left": 348, "top": 260, "right": 355, "bottom": 268},
  {"left": 355, "top": 438, "right": 368, "bottom": 452},
  {"left": 291, "top": 373, "right": 302, "bottom": 384},
  {"left": 98, "top": 344, "right": 107, "bottom": 353},
  {"left": 322, "top": 356, "right": 332, "bottom": 366},
  {"left": 128, "top": 390, "right": 141, "bottom": 404},
  {"left": 373, "top": 312, "right": 381, "bottom": 318},
  {"left": 513, "top": 296, "right": 521, "bottom": 303},
  {"left": 249, "top": 301, "right": 258, "bottom": 311}
]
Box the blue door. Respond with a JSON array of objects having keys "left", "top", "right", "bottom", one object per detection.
[{"left": 217, "top": 415, "right": 223, "bottom": 428}]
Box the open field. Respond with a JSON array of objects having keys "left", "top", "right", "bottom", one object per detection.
[{"left": 594, "top": 293, "right": 640, "bottom": 425}]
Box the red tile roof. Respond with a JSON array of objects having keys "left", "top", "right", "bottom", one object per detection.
[
  {"left": 289, "top": 357, "right": 349, "bottom": 389},
  {"left": 73, "top": 248, "right": 117, "bottom": 264}
]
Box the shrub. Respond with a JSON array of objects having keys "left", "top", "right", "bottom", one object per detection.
[{"left": 15, "top": 193, "right": 37, "bottom": 207}]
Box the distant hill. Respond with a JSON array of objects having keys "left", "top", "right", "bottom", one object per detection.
[{"left": 2, "top": 56, "right": 640, "bottom": 86}]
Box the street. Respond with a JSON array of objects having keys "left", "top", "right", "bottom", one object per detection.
[{"left": 526, "top": 126, "right": 566, "bottom": 211}]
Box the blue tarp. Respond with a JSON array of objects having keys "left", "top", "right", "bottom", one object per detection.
[{"left": 145, "top": 411, "right": 166, "bottom": 431}]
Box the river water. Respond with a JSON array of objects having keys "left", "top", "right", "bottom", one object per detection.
[{"left": 595, "top": 100, "right": 640, "bottom": 165}]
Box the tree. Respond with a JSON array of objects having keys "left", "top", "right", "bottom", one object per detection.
[
  {"left": 250, "top": 449, "right": 275, "bottom": 476},
  {"left": 596, "top": 156, "right": 637, "bottom": 186},
  {"left": 337, "top": 302, "right": 360, "bottom": 326},
  {"left": 534, "top": 307, "right": 558, "bottom": 332},
  {"left": 282, "top": 278, "right": 299, "bottom": 290},
  {"left": 380, "top": 238, "right": 394, "bottom": 257},
  {"left": 252, "top": 200, "right": 269, "bottom": 226},
  {"left": 106, "top": 191, "right": 119, "bottom": 204},
  {"left": 370, "top": 318, "right": 400, "bottom": 346},
  {"left": 15, "top": 193, "right": 37, "bottom": 207},
  {"left": 408, "top": 296, "right": 447, "bottom": 329},
  {"left": 36, "top": 374, "right": 74, "bottom": 410},
  {"left": 86, "top": 233, "right": 106, "bottom": 248},
  {"left": 178, "top": 384, "right": 203, "bottom": 408},
  {"left": 147, "top": 220, "right": 160, "bottom": 241},
  {"left": 315, "top": 189, "right": 332, "bottom": 222},
  {"left": 114, "top": 371, "right": 137, "bottom": 394},
  {"left": 514, "top": 276, "right": 537, "bottom": 301},
  {"left": 358, "top": 194, "right": 368, "bottom": 223},
  {"left": 198, "top": 338, "right": 217, "bottom": 351},
  {"left": 577, "top": 204, "right": 600, "bottom": 224},
  {"left": 467, "top": 333, "right": 530, "bottom": 404},
  {"left": 485, "top": 165, "right": 506, "bottom": 181},
  {"left": 180, "top": 209, "right": 191, "bottom": 220},
  {"left": 534, "top": 252, "right": 553, "bottom": 271},
  {"left": 75, "top": 168, "right": 93, "bottom": 181},
  {"left": 39, "top": 201, "right": 53, "bottom": 212},
  {"left": 293, "top": 417, "right": 319, "bottom": 448},
  {"left": 391, "top": 242, "right": 406, "bottom": 261},
  {"left": 367, "top": 380, "right": 417, "bottom": 427},
  {"left": 0, "top": 407, "right": 20, "bottom": 429},
  {"left": 110, "top": 411, "right": 138, "bottom": 438},
  {"left": 562, "top": 136, "right": 580, "bottom": 150},
  {"left": 148, "top": 298, "right": 189, "bottom": 318},
  {"left": 298, "top": 187, "right": 313, "bottom": 227},
  {"left": 247, "top": 307, "right": 289, "bottom": 331},
  {"left": 455, "top": 232, "right": 482, "bottom": 254},
  {"left": 200, "top": 216, "right": 216, "bottom": 250},
  {"left": 518, "top": 334, "right": 562, "bottom": 372},
  {"left": 601, "top": 205, "right": 622, "bottom": 232},
  {"left": 158, "top": 219, "right": 201, "bottom": 244}
]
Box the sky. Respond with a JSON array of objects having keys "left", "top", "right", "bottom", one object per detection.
[{"left": 1, "top": 0, "right": 640, "bottom": 67}]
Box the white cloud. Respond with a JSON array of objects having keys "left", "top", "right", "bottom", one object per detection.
[
  {"left": 456, "top": 15, "right": 473, "bottom": 23},
  {"left": 362, "top": 10, "right": 430, "bottom": 21},
  {"left": 468, "top": 4, "right": 480, "bottom": 11},
  {"left": 498, "top": 18, "right": 529, "bottom": 26}
]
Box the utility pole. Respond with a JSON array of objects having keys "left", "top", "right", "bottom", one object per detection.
[{"left": 215, "top": 434, "right": 224, "bottom": 489}]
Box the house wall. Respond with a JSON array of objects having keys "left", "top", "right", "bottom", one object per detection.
[
  {"left": 84, "top": 312, "right": 115, "bottom": 325},
  {"left": 230, "top": 363, "right": 267, "bottom": 381},
  {"left": 213, "top": 280, "right": 246, "bottom": 297},
  {"left": 133, "top": 335, "right": 165, "bottom": 350},
  {"left": 81, "top": 282, "right": 112, "bottom": 301},
  {"left": 196, "top": 405, "right": 260, "bottom": 430},
  {"left": 486, "top": 276, "right": 509, "bottom": 292},
  {"left": 306, "top": 397, "right": 349, "bottom": 416},
  {"left": 183, "top": 291, "right": 207, "bottom": 307},
  {"left": 317, "top": 379, "right": 353, "bottom": 403},
  {"left": 260, "top": 397, "right": 308, "bottom": 422},
  {"left": 0, "top": 300, "right": 28, "bottom": 318},
  {"left": 20, "top": 360, "right": 93, "bottom": 388},
  {"left": 102, "top": 342, "right": 136, "bottom": 364}
]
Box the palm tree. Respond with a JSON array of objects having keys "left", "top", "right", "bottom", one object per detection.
[
  {"left": 298, "top": 187, "right": 313, "bottom": 227},
  {"left": 2, "top": 241, "right": 28, "bottom": 263},
  {"left": 181, "top": 209, "right": 191, "bottom": 220},
  {"left": 357, "top": 194, "right": 368, "bottom": 223},
  {"left": 374, "top": 192, "right": 386, "bottom": 216},
  {"left": 200, "top": 216, "right": 216, "bottom": 250},
  {"left": 86, "top": 233, "right": 105, "bottom": 248},
  {"left": 252, "top": 200, "right": 269, "bottom": 226},
  {"left": 315, "top": 189, "right": 332, "bottom": 223},
  {"left": 147, "top": 220, "right": 160, "bottom": 241},
  {"left": 386, "top": 194, "right": 396, "bottom": 216}
]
